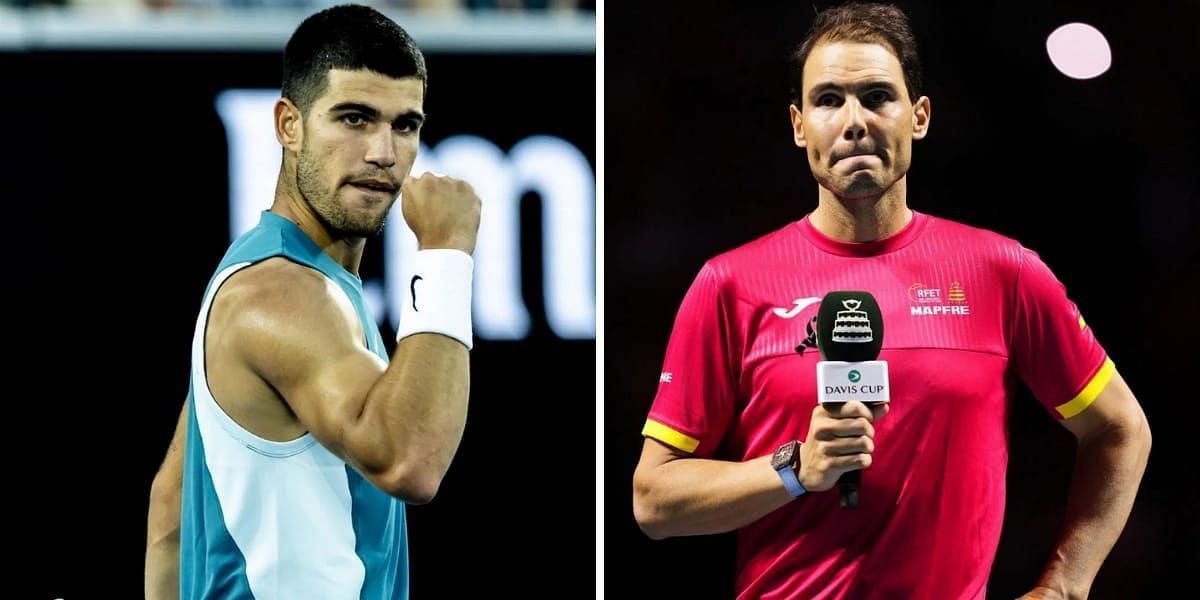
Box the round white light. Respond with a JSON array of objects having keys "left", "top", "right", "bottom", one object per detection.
[{"left": 1046, "top": 22, "right": 1112, "bottom": 79}]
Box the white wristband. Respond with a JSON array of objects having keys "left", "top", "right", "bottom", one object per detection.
[{"left": 396, "top": 249, "right": 474, "bottom": 350}]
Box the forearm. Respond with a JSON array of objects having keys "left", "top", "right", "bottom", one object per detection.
[
  {"left": 354, "top": 333, "right": 469, "bottom": 502},
  {"left": 1037, "top": 419, "right": 1151, "bottom": 597},
  {"left": 634, "top": 454, "right": 794, "bottom": 539},
  {"left": 145, "top": 480, "right": 181, "bottom": 600}
]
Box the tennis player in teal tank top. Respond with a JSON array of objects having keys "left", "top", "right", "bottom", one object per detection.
[{"left": 144, "top": 6, "right": 482, "bottom": 599}]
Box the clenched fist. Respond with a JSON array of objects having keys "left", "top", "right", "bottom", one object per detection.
[
  {"left": 401, "top": 173, "right": 482, "bottom": 255},
  {"left": 798, "top": 401, "right": 889, "bottom": 492}
]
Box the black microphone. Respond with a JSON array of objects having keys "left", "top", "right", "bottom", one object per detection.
[{"left": 815, "top": 291, "right": 889, "bottom": 508}]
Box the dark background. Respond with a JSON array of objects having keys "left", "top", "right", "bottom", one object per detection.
[
  {"left": 1, "top": 43, "right": 594, "bottom": 597},
  {"left": 606, "top": 1, "right": 1198, "bottom": 598}
]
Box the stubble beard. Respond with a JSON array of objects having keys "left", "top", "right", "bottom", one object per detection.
[{"left": 295, "top": 142, "right": 388, "bottom": 238}]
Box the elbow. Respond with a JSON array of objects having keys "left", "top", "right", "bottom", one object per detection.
[
  {"left": 377, "top": 465, "right": 444, "bottom": 505},
  {"left": 632, "top": 477, "right": 672, "bottom": 540},
  {"left": 634, "top": 505, "right": 670, "bottom": 541},
  {"left": 350, "top": 430, "right": 452, "bottom": 504}
]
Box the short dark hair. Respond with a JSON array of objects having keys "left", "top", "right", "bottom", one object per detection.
[
  {"left": 282, "top": 4, "right": 427, "bottom": 114},
  {"left": 788, "top": 2, "right": 922, "bottom": 105}
]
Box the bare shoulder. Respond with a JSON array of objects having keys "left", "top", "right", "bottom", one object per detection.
[
  {"left": 210, "top": 257, "right": 365, "bottom": 378},
  {"left": 220, "top": 257, "right": 333, "bottom": 310}
]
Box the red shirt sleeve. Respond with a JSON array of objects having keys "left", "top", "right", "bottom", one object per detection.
[
  {"left": 642, "top": 263, "right": 739, "bottom": 457},
  {"left": 1009, "top": 248, "right": 1114, "bottom": 420}
]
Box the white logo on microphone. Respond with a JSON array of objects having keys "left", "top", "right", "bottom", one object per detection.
[{"left": 831, "top": 299, "right": 873, "bottom": 343}]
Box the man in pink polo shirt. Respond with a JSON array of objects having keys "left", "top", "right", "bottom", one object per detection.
[{"left": 632, "top": 3, "right": 1152, "bottom": 599}]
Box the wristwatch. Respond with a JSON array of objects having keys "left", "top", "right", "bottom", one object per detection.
[{"left": 771, "top": 440, "right": 807, "bottom": 498}]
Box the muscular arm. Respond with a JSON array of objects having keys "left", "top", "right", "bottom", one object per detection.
[
  {"left": 145, "top": 399, "right": 188, "bottom": 600},
  {"left": 633, "top": 402, "right": 884, "bottom": 539},
  {"left": 227, "top": 259, "right": 468, "bottom": 504},
  {"left": 1029, "top": 371, "right": 1151, "bottom": 599}
]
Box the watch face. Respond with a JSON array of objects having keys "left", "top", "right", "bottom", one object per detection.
[{"left": 772, "top": 441, "right": 796, "bottom": 469}]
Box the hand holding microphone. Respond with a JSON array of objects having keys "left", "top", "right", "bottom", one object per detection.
[
  {"left": 812, "top": 291, "right": 890, "bottom": 508},
  {"left": 797, "top": 400, "right": 889, "bottom": 493}
]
